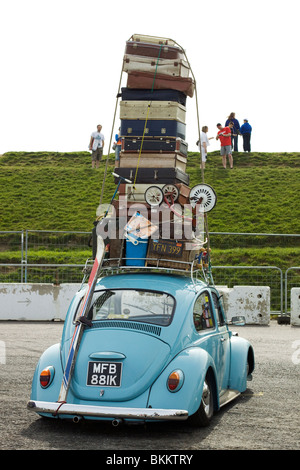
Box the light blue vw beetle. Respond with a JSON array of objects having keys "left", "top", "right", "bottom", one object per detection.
[{"left": 28, "top": 272, "right": 254, "bottom": 427}]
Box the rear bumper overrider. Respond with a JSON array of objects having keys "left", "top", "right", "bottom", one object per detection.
[{"left": 27, "top": 400, "right": 188, "bottom": 421}]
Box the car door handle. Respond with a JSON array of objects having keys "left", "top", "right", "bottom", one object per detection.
[{"left": 220, "top": 337, "right": 225, "bottom": 342}]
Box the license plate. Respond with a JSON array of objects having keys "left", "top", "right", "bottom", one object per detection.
[
  {"left": 149, "top": 239, "right": 183, "bottom": 258},
  {"left": 87, "top": 361, "right": 122, "bottom": 387}
]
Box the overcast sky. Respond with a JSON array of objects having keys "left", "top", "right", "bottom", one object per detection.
[{"left": 0, "top": 0, "right": 299, "bottom": 154}]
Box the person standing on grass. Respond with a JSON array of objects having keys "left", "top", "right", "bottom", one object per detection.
[
  {"left": 89, "top": 124, "right": 105, "bottom": 168},
  {"left": 225, "top": 112, "right": 240, "bottom": 151},
  {"left": 216, "top": 122, "right": 234, "bottom": 169},
  {"left": 240, "top": 119, "right": 252, "bottom": 152},
  {"left": 198, "top": 126, "right": 214, "bottom": 170}
]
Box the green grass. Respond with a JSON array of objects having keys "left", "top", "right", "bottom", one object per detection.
[{"left": 0, "top": 150, "right": 299, "bottom": 269}]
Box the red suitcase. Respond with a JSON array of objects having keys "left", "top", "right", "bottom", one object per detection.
[{"left": 127, "top": 71, "right": 195, "bottom": 98}]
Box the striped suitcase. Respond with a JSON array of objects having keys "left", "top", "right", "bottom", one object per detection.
[
  {"left": 123, "top": 54, "right": 190, "bottom": 78},
  {"left": 119, "top": 87, "right": 187, "bottom": 106},
  {"left": 120, "top": 119, "right": 186, "bottom": 140},
  {"left": 127, "top": 71, "right": 195, "bottom": 97},
  {"left": 125, "top": 41, "right": 184, "bottom": 60},
  {"left": 114, "top": 167, "right": 190, "bottom": 185},
  {"left": 119, "top": 100, "right": 186, "bottom": 123},
  {"left": 121, "top": 136, "right": 188, "bottom": 155},
  {"left": 119, "top": 152, "right": 187, "bottom": 172}
]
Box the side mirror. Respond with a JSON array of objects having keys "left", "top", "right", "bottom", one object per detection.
[{"left": 230, "top": 316, "right": 246, "bottom": 326}]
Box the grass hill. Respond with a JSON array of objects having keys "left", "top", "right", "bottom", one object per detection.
[{"left": 0, "top": 150, "right": 299, "bottom": 273}]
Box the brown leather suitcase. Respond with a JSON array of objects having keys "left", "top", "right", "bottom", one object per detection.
[
  {"left": 125, "top": 41, "right": 184, "bottom": 60},
  {"left": 127, "top": 71, "right": 195, "bottom": 97},
  {"left": 176, "top": 183, "right": 191, "bottom": 205}
]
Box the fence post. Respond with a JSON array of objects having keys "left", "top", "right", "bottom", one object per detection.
[{"left": 285, "top": 267, "right": 300, "bottom": 315}]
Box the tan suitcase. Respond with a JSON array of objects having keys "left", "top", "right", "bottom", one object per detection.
[
  {"left": 119, "top": 152, "right": 187, "bottom": 172},
  {"left": 119, "top": 100, "right": 186, "bottom": 123},
  {"left": 131, "top": 34, "right": 176, "bottom": 46}
]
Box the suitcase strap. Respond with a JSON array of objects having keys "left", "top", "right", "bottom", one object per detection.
[{"left": 133, "top": 44, "right": 163, "bottom": 187}]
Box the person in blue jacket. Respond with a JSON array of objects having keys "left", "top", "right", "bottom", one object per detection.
[
  {"left": 240, "top": 119, "right": 252, "bottom": 152},
  {"left": 225, "top": 112, "right": 240, "bottom": 151}
]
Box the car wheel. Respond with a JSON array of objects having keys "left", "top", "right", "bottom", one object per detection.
[{"left": 188, "top": 374, "right": 214, "bottom": 427}]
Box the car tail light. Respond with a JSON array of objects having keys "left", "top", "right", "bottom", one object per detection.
[
  {"left": 40, "top": 366, "right": 55, "bottom": 388},
  {"left": 167, "top": 370, "right": 184, "bottom": 392}
]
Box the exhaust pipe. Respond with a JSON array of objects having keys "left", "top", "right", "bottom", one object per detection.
[
  {"left": 112, "top": 418, "right": 123, "bottom": 427},
  {"left": 73, "top": 416, "right": 82, "bottom": 423}
]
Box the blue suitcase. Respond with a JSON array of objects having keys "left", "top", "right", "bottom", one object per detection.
[
  {"left": 119, "top": 87, "right": 187, "bottom": 106},
  {"left": 120, "top": 119, "right": 186, "bottom": 140},
  {"left": 121, "top": 136, "right": 188, "bottom": 156}
]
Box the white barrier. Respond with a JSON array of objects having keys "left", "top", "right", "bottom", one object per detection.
[
  {"left": 0, "top": 283, "right": 82, "bottom": 321},
  {"left": 218, "top": 286, "right": 270, "bottom": 325},
  {"left": 0, "top": 283, "right": 271, "bottom": 324},
  {"left": 291, "top": 288, "right": 300, "bottom": 326}
]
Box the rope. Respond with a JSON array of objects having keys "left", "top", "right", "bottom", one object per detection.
[
  {"left": 132, "top": 44, "right": 163, "bottom": 188},
  {"left": 99, "top": 34, "right": 133, "bottom": 208}
]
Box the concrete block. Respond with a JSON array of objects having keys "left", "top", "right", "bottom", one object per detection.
[
  {"left": 228, "top": 286, "right": 270, "bottom": 325},
  {"left": 291, "top": 288, "right": 300, "bottom": 326},
  {"left": 0, "top": 283, "right": 82, "bottom": 321},
  {"left": 217, "top": 285, "right": 270, "bottom": 325}
]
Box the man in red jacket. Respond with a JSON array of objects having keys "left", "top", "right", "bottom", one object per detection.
[{"left": 216, "top": 123, "right": 234, "bottom": 169}]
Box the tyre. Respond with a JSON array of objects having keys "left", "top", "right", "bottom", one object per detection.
[{"left": 188, "top": 373, "right": 215, "bottom": 427}]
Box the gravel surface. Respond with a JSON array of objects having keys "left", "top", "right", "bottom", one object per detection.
[{"left": 0, "top": 320, "right": 299, "bottom": 451}]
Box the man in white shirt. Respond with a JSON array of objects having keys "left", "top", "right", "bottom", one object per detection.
[{"left": 89, "top": 124, "right": 105, "bottom": 168}]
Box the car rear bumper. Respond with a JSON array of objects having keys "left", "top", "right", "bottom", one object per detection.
[{"left": 27, "top": 400, "right": 188, "bottom": 421}]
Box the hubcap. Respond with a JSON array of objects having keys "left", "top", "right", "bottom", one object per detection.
[{"left": 202, "top": 380, "right": 212, "bottom": 417}]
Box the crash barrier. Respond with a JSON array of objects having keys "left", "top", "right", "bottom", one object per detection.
[
  {"left": 0, "top": 281, "right": 270, "bottom": 323},
  {"left": 291, "top": 288, "right": 300, "bottom": 326},
  {"left": 0, "top": 283, "right": 81, "bottom": 321},
  {"left": 212, "top": 265, "right": 283, "bottom": 316},
  {"left": 285, "top": 268, "right": 300, "bottom": 325},
  {"left": 217, "top": 286, "right": 270, "bottom": 325}
]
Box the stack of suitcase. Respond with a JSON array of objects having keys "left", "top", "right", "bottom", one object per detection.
[{"left": 106, "top": 35, "right": 204, "bottom": 270}]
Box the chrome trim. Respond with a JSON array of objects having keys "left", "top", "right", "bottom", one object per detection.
[{"left": 27, "top": 400, "right": 188, "bottom": 421}]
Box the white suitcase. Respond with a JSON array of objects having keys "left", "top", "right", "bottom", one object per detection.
[
  {"left": 119, "top": 152, "right": 187, "bottom": 172},
  {"left": 119, "top": 100, "right": 186, "bottom": 124},
  {"left": 123, "top": 54, "right": 190, "bottom": 78},
  {"left": 131, "top": 34, "right": 176, "bottom": 46}
]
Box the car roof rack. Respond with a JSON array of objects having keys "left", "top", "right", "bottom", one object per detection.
[{"left": 82, "top": 257, "right": 212, "bottom": 286}]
